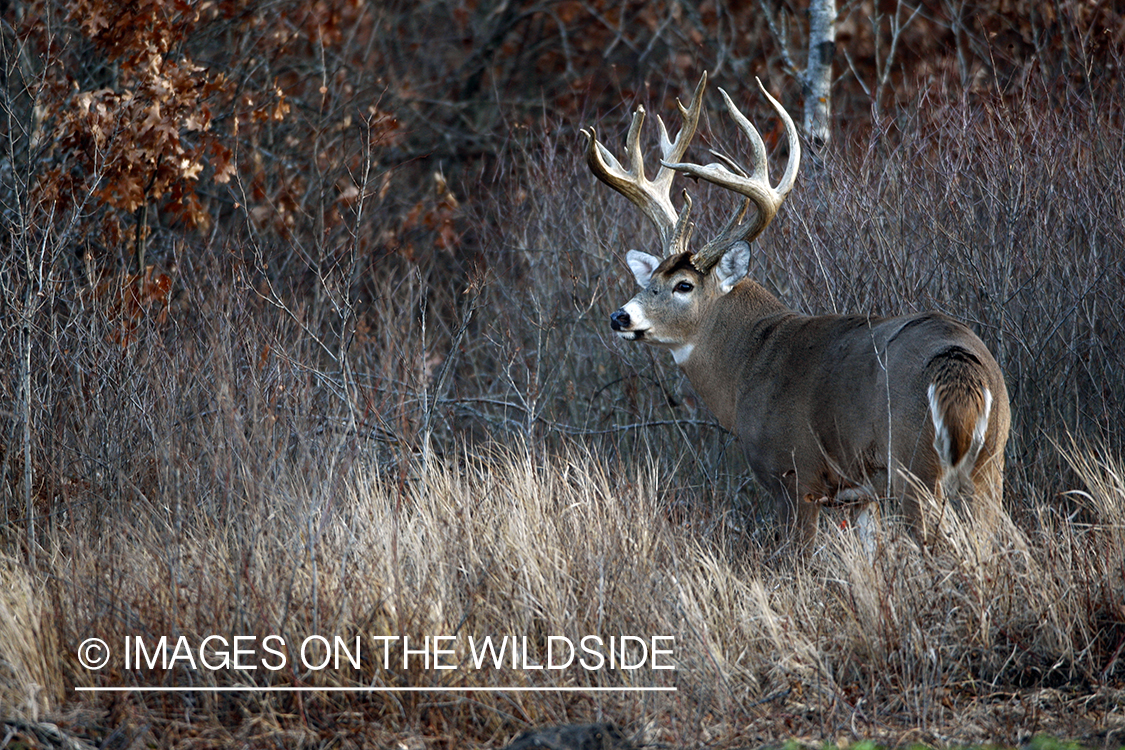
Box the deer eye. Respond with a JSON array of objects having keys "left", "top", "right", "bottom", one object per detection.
[{"left": 673, "top": 281, "right": 694, "bottom": 294}]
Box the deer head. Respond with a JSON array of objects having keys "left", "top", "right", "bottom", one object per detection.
[{"left": 581, "top": 73, "right": 799, "bottom": 358}]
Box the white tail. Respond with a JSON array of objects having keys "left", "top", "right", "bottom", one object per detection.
[{"left": 584, "top": 73, "right": 1010, "bottom": 546}]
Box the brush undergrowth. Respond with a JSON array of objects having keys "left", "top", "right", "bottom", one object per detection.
[
  {"left": 2, "top": 70, "right": 1124, "bottom": 750},
  {"left": 1, "top": 436, "right": 1122, "bottom": 747}
]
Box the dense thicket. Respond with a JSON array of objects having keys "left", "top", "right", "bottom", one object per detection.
[{"left": 0, "top": 3, "right": 1123, "bottom": 746}]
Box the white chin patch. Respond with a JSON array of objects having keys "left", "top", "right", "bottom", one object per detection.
[{"left": 615, "top": 300, "right": 652, "bottom": 342}]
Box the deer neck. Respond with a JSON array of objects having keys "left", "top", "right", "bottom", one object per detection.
[{"left": 677, "top": 281, "right": 790, "bottom": 430}]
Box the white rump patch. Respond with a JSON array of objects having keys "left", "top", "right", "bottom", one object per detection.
[
  {"left": 951, "top": 386, "right": 991, "bottom": 472},
  {"left": 970, "top": 389, "right": 993, "bottom": 467},
  {"left": 929, "top": 384, "right": 993, "bottom": 499},
  {"left": 927, "top": 383, "right": 952, "bottom": 469}
]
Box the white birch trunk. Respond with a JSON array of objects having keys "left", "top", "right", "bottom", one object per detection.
[{"left": 804, "top": 0, "right": 837, "bottom": 148}]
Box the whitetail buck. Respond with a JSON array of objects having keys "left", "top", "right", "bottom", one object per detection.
[{"left": 582, "top": 74, "right": 1010, "bottom": 545}]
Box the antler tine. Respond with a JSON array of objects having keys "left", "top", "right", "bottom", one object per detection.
[
  {"left": 582, "top": 119, "right": 676, "bottom": 253},
  {"left": 661, "top": 77, "right": 801, "bottom": 272},
  {"left": 653, "top": 72, "right": 707, "bottom": 193},
  {"left": 581, "top": 73, "right": 708, "bottom": 257},
  {"left": 670, "top": 190, "right": 696, "bottom": 257},
  {"left": 703, "top": 150, "right": 752, "bottom": 246}
]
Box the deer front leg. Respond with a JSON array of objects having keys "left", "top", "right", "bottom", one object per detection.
[{"left": 773, "top": 471, "right": 819, "bottom": 548}]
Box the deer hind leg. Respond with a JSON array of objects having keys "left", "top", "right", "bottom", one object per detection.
[
  {"left": 893, "top": 466, "right": 948, "bottom": 546},
  {"left": 888, "top": 400, "right": 995, "bottom": 547},
  {"left": 966, "top": 444, "right": 1005, "bottom": 534}
]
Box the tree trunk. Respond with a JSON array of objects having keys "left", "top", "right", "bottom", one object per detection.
[{"left": 805, "top": 0, "right": 836, "bottom": 150}]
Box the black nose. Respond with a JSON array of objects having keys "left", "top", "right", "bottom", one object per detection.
[{"left": 610, "top": 309, "right": 631, "bottom": 331}]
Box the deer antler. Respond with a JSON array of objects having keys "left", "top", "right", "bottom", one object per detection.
[
  {"left": 662, "top": 78, "right": 801, "bottom": 272},
  {"left": 581, "top": 73, "right": 708, "bottom": 257}
]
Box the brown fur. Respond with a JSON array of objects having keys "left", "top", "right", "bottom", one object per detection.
[
  {"left": 594, "top": 77, "right": 1010, "bottom": 546},
  {"left": 617, "top": 256, "right": 1011, "bottom": 546},
  {"left": 927, "top": 348, "right": 990, "bottom": 468}
]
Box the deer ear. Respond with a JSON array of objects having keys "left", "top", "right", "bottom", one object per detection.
[
  {"left": 625, "top": 250, "right": 661, "bottom": 287},
  {"left": 715, "top": 241, "right": 751, "bottom": 294}
]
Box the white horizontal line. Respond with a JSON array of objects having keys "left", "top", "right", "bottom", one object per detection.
[{"left": 75, "top": 686, "right": 676, "bottom": 693}]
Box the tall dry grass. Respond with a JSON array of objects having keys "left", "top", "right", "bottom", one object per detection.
[
  {"left": 2, "top": 64, "right": 1124, "bottom": 750},
  {"left": 4, "top": 429, "right": 1123, "bottom": 746}
]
